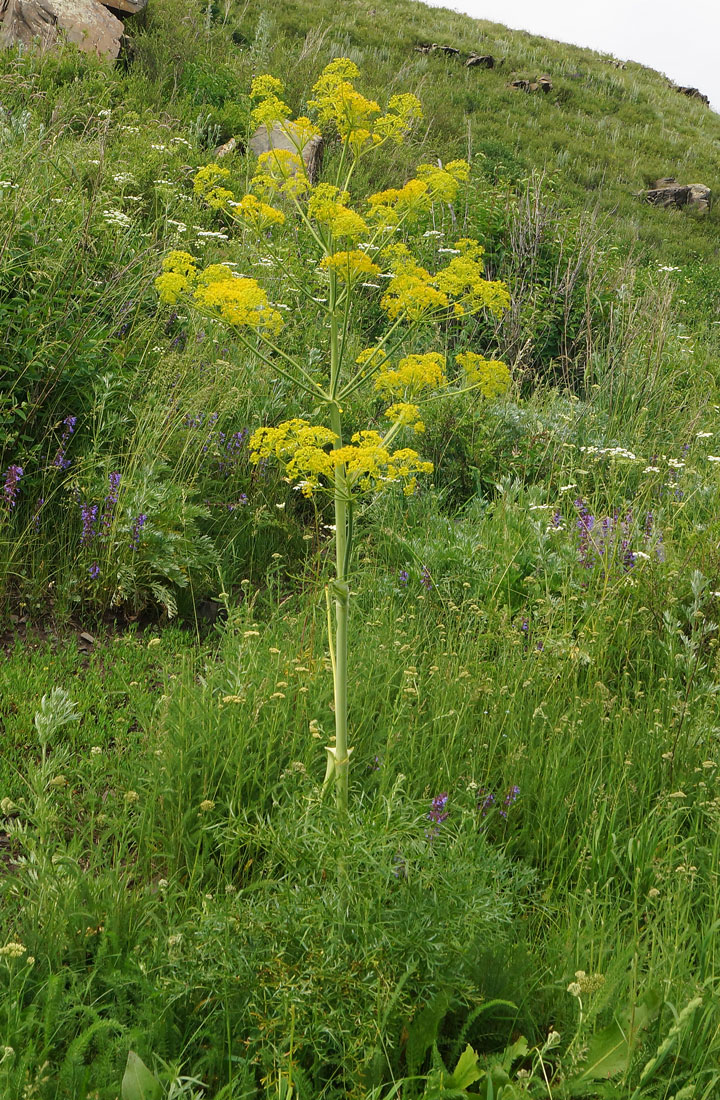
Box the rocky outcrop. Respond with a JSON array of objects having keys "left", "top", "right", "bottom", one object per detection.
[
  {"left": 0, "top": 0, "right": 125, "bottom": 57},
  {"left": 415, "top": 43, "right": 460, "bottom": 56},
  {"left": 249, "top": 121, "right": 323, "bottom": 184},
  {"left": 97, "top": 0, "right": 145, "bottom": 13},
  {"left": 466, "top": 53, "right": 500, "bottom": 69},
  {"left": 672, "top": 85, "right": 710, "bottom": 107},
  {"left": 644, "top": 178, "right": 711, "bottom": 211},
  {"left": 509, "top": 75, "right": 553, "bottom": 94}
]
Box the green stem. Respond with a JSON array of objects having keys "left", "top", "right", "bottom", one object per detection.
[{"left": 328, "top": 280, "right": 351, "bottom": 812}]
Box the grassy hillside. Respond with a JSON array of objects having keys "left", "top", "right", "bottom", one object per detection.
[{"left": 2, "top": 2, "right": 720, "bottom": 1097}]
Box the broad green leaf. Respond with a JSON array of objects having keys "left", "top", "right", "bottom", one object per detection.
[
  {"left": 579, "top": 1019, "right": 629, "bottom": 1080},
  {"left": 121, "top": 1051, "right": 162, "bottom": 1100},
  {"left": 578, "top": 989, "right": 661, "bottom": 1081},
  {"left": 448, "top": 1044, "right": 483, "bottom": 1090},
  {"left": 501, "top": 1036, "right": 529, "bottom": 1073}
]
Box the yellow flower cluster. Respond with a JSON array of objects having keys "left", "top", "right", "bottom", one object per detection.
[
  {"left": 374, "top": 239, "right": 509, "bottom": 322},
  {"left": 250, "top": 420, "right": 337, "bottom": 495},
  {"left": 384, "top": 402, "right": 425, "bottom": 431},
  {"left": 250, "top": 73, "right": 292, "bottom": 129},
  {"left": 158, "top": 261, "right": 284, "bottom": 334},
  {"left": 309, "top": 58, "right": 381, "bottom": 139},
  {"left": 381, "top": 271, "right": 449, "bottom": 320},
  {"left": 230, "top": 192, "right": 285, "bottom": 230},
  {"left": 334, "top": 431, "right": 433, "bottom": 496},
  {"left": 307, "top": 183, "right": 369, "bottom": 240},
  {"left": 308, "top": 60, "right": 422, "bottom": 153},
  {"left": 155, "top": 250, "right": 198, "bottom": 304},
  {"left": 375, "top": 352, "right": 447, "bottom": 396},
  {"left": 356, "top": 346, "right": 391, "bottom": 372},
  {"left": 253, "top": 149, "right": 310, "bottom": 198},
  {"left": 416, "top": 160, "right": 470, "bottom": 202},
  {"left": 456, "top": 352, "right": 511, "bottom": 397},
  {"left": 367, "top": 178, "right": 430, "bottom": 226},
  {"left": 249, "top": 420, "right": 432, "bottom": 497},
  {"left": 435, "top": 238, "right": 510, "bottom": 318},
  {"left": 373, "top": 93, "right": 424, "bottom": 144},
  {"left": 367, "top": 160, "right": 470, "bottom": 225},
  {"left": 285, "top": 115, "right": 322, "bottom": 148},
  {"left": 193, "top": 163, "right": 235, "bottom": 210},
  {"left": 320, "top": 250, "right": 381, "bottom": 282}
]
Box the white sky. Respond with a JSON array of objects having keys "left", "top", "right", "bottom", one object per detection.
[{"left": 421, "top": 0, "right": 720, "bottom": 111}]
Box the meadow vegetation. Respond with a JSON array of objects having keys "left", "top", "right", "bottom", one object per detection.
[{"left": 2, "top": 0, "right": 720, "bottom": 1096}]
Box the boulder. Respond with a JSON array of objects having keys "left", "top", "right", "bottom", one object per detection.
[
  {"left": 0, "top": 0, "right": 124, "bottom": 58},
  {"left": 674, "top": 85, "right": 710, "bottom": 107},
  {"left": 414, "top": 42, "right": 459, "bottom": 56},
  {"left": 249, "top": 120, "right": 323, "bottom": 184},
  {"left": 688, "top": 183, "right": 712, "bottom": 210},
  {"left": 509, "top": 76, "right": 552, "bottom": 93},
  {"left": 97, "top": 0, "right": 145, "bottom": 12},
  {"left": 466, "top": 53, "right": 497, "bottom": 69},
  {"left": 644, "top": 178, "right": 711, "bottom": 211}
]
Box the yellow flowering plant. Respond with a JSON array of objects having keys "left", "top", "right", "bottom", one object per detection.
[{"left": 155, "top": 60, "right": 512, "bottom": 812}]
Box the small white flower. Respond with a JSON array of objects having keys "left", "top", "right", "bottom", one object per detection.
[
  {"left": 707, "top": 456, "right": 720, "bottom": 463},
  {"left": 644, "top": 466, "right": 660, "bottom": 473}
]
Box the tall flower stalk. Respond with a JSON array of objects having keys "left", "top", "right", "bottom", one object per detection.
[{"left": 155, "top": 59, "right": 512, "bottom": 811}]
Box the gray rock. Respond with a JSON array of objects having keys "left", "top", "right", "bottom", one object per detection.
[
  {"left": 674, "top": 85, "right": 710, "bottom": 107},
  {"left": 97, "top": 0, "right": 145, "bottom": 13},
  {"left": 249, "top": 120, "right": 323, "bottom": 184},
  {"left": 466, "top": 53, "right": 497, "bottom": 68},
  {"left": 644, "top": 179, "right": 711, "bottom": 211},
  {"left": 0, "top": 0, "right": 124, "bottom": 58}
]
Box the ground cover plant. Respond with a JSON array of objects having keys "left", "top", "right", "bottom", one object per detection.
[{"left": 2, "top": 1, "right": 720, "bottom": 1097}]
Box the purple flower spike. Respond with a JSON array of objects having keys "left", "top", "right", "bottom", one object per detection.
[
  {"left": 52, "top": 416, "right": 77, "bottom": 469},
  {"left": 80, "top": 503, "right": 98, "bottom": 545},
  {"left": 89, "top": 562, "right": 100, "bottom": 580},
  {"left": 100, "top": 472, "right": 121, "bottom": 536},
  {"left": 3, "top": 465, "right": 23, "bottom": 509},
  {"left": 398, "top": 569, "right": 409, "bottom": 586},
  {"left": 130, "top": 513, "right": 147, "bottom": 550},
  {"left": 499, "top": 785, "right": 520, "bottom": 819},
  {"left": 426, "top": 791, "right": 449, "bottom": 838},
  {"left": 420, "top": 565, "right": 432, "bottom": 590}
]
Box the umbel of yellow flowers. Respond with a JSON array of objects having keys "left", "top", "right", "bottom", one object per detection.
[{"left": 155, "top": 58, "right": 512, "bottom": 812}]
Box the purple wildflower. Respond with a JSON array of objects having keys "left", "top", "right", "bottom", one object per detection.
[
  {"left": 130, "top": 513, "right": 147, "bottom": 550},
  {"left": 100, "top": 472, "right": 121, "bottom": 536},
  {"left": 398, "top": 569, "right": 409, "bottom": 586},
  {"left": 499, "top": 785, "right": 520, "bottom": 819},
  {"left": 52, "top": 416, "right": 77, "bottom": 470},
  {"left": 551, "top": 510, "right": 563, "bottom": 528},
  {"left": 575, "top": 498, "right": 596, "bottom": 568},
  {"left": 3, "top": 465, "right": 23, "bottom": 509},
  {"left": 89, "top": 562, "right": 100, "bottom": 580},
  {"left": 478, "top": 789, "right": 496, "bottom": 817},
  {"left": 420, "top": 565, "right": 432, "bottom": 590},
  {"left": 426, "top": 791, "right": 449, "bottom": 839},
  {"left": 80, "top": 503, "right": 98, "bottom": 545}
]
